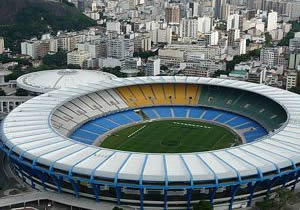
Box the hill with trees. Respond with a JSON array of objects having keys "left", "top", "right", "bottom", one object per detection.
[{"left": 0, "top": 0, "right": 96, "bottom": 52}]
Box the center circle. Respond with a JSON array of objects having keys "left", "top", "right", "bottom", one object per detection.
[{"left": 161, "top": 139, "right": 181, "bottom": 147}]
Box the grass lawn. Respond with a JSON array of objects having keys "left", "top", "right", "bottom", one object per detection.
[{"left": 100, "top": 120, "right": 238, "bottom": 153}]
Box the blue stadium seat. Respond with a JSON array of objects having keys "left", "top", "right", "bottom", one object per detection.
[
  {"left": 173, "top": 106, "right": 187, "bottom": 118},
  {"left": 81, "top": 124, "right": 107, "bottom": 135},
  {"left": 106, "top": 113, "right": 132, "bottom": 125},
  {"left": 155, "top": 107, "right": 172, "bottom": 118},
  {"left": 226, "top": 116, "right": 251, "bottom": 127},
  {"left": 202, "top": 109, "right": 222, "bottom": 120},
  {"left": 71, "top": 136, "right": 94, "bottom": 145},
  {"left": 122, "top": 110, "right": 142, "bottom": 122},
  {"left": 93, "top": 118, "right": 119, "bottom": 129},
  {"left": 189, "top": 107, "right": 205, "bottom": 118},
  {"left": 215, "top": 113, "right": 236, "bottom": 123},
  {"left": 244, "top": 127, "right": 268, "bottom": 142},
  {"left": 235, "top": 121, "right": 261, "bottom": 130},
  {"left": 71, "top": 129, "right": 98, "bottom": 140},
  {"left": 142, "top": 107, "right": 158, "bottom": 119}
]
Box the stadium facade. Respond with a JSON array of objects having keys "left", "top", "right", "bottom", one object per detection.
[{"left": 1, "top": 76, "right": 300, "bottom": 210}]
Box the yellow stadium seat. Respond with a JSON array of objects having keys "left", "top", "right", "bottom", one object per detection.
[
  {"left": 116, "top": 86, "right": 137, "bottom": 107},
  {"left": 163, "top": 84, "right": 175, "bottom": 104},
  {"left": 151, "top": 84, "right": 170, "bottom": 105},
  {"left": 174, "top": 83, "right": 187, "bottom": 104},
  {"left": 186, "top": 84, "right": 201, "bottom": 105},
  {"left": 128, "top": 85, "right": 152, "bottom": 106}
]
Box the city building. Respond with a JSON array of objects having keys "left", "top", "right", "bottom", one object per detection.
[
  {"left": 0, "top": 37, "right": 4, "bottom": 54},
  {"left": 198, "top": 16, "right": 212, "bottom": 34},
  {"left": 286, "top": 71, "right": 298, "bottom": 90},
  {"left": 227, "top": 14, "right": 240, "bottom": 31},
  {"left": 165, "top": 6, "right": 180, "bottom": 24},
  {"left": 67, "top": 50, "right": 92, "bottom": 67},
  {"left": 289, "top": 32, "right": 300, "bottom": 51},
  {"left": 133, "top": 34, "right": 152, "bottom": 52},
  {"left": 106, "top": 21, "right": 121, "bottom": 34},
  {"left": 77, "top": 42, "right": 102, "bottom": 58},
  {"left": 210, "top": 31, "right": 219, "bottom": 46},
  {"left": 21, "top": 40, "right": 41, "bottom": 59},
  {"left": 267, "top": 11, "right": 278, "bottom": 32},
  {"left": 107, "top": 37, "right": 134, "bottom": 59},
  {"left": 240, "top": 38, "right": 247, "bottom": 55},
  {"left": 289, "top": 51, "right": 300, "bottom": 70},
  {"left": 260, "top": 47, "right": 283, "bottom": 67},
  {"left": 182, "top": 67, "right": 213, "bottom": 77},
  {"left": 145, "top": 57, "right": 160, "bottom": 76}
]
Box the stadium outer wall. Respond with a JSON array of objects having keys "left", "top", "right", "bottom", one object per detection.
[{"left": 1, "top": 77, "right": 300, "bottom": 210}]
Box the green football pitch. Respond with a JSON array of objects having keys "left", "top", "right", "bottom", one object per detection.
[{"left": 99, "top": 120, "right": 239, "bottom": 153}]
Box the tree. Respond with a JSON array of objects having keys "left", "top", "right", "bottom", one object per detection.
[
  {"left": 248, "top": 49, "right": 261, "bottom": 58},
  {"left": 43, "top": 51, "right": 67, "bottom": 68},
  {"left": 289, "top": 87, "right": 300, "bottom": 94},
  {"left": 226, "top": 49, "right": 260, "bottom": 72},
  {"left": 193, "top": 201, "right": 213, "bottom": 210},
  {"left": 278, "top": 31, "right": 294, "bottom": 46},
  {"left": 265, "top": 32, "right": 273, "bottom": 47},
  {"left": 255, "top": 188, "right": 295, "bottom": 210},
  {"left": 133, "top": 51, "right": 157, "bottom": 59},
  {"left": 112, "top": 207, "right": 123, "bottom": 210},
  {"left": 276, "top": 188, "right": 295, "bottom": 210},
  {"left": 67, "top": 64, "right": 81, "bottom": 69},
  {"left": 246, "top": 39, "right": 251, "bottom": 46},
  {"left": 255, "top": 198, "right": 273, "bottom": 210},
  {"left": 160, "top": 65, "right": 168, "bottom": 70},
  {"left": 16, "top": 88, "right": 29, "bottom": 96},
  {"left": 278, "top": 21, "right": 300, "bottom": 46},
  {"left": 5, "top": 68, "right": 26, "bottom": 82},
  {"left": 102, "top": 66, "right": 126, "bottom": 77},
  {"left": 0, "top": 89, "right": 6, "bottom": 96},
  {"left": 213, "top": 70, "right": 228, "bottom": 77}
]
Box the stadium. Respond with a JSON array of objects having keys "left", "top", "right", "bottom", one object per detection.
[{"left": 1, "top": 76, "right": 300, "bottom": 210}]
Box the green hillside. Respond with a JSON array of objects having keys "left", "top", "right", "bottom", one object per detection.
[{"left": 0, "top": 0, "right": 96, "bottom": 52}]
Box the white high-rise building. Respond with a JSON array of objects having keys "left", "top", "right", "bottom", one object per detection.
[
  {"left": 106, "top": 21, "right": 121, "bottom": 34},
  {"left": 146, "top": 57, "right": 160, "bottom": 76},
  {"left": 286, "top": 71, "right": 297, "bottom": 90},
  {"left": 227, "top": 14, "right": 239, "bottom": 31},
  {"left": 151, "top": 28, "right": 172, "bottom": 44},
  {"left": 77, "top": 42, "right": 101, "bottom": 58},
  {"left": 180, "top": 18, "right": 198, "bottom": 39},
  {"left": 0, "top": 37, "right": 4, "bottom": 54},
  {"left": 240, "top": 38, "right": 246, "bottom": 55},
  {"left": 21, "top": 41, "right": 40, "bottom": 59},
  {"left": 91, "top": 0, "right": 97, "bottom": 11},
  {"left": 234, "top": 29, "right": 240, "bottom": 40},
  {"left": 210, "top": 31, "right": 219, "bottom": 46},
  {"left": 107, "top": 38, "right": 134, "bottom": 59},
  {"left": 67, "top": 50, "right": 91, "bottom": 67},
  {"left": 198, "top": 16, "right": 212, "bottom": 33},
  {"left": 267, "top": 11, "right": 278, "bottom": 32}
]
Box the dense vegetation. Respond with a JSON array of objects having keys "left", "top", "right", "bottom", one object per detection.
[
  {"left": 255, "top": 188, "right": 295, "bottom": 210},
  {"left": 102, "top": 66, "right": 127, "bottom": 78},
  {"left": 0, "top": 0, "right": 96, "bottom": 52},
  {"left": 2, "top": 51, "right": 69, "bottom": 82},
  {"left": 226, "top": 49, "right": 261, "bottom": 71},
  {"left": 133, "top": 51, "right": 158, "bottom": 59},
  {"left": 278, "top": 21, "right": 300, "bottom": 46}
]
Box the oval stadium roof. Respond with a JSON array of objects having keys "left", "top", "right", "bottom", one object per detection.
[
  {"left": 3, "top": 76, "right": 300, "bottom": 184},
  {"left": 16, "top": 69, "right": 117, "bottom": 93}
]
